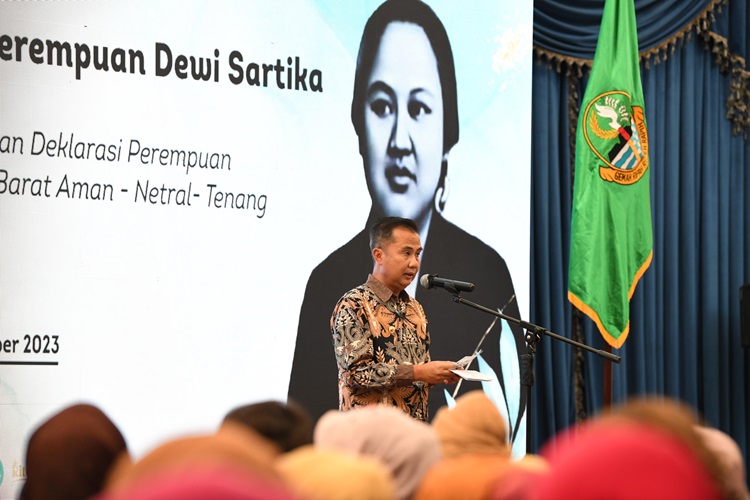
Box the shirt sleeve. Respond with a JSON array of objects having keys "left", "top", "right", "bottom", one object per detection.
[{"left": 331, "top": 291, "right": 415, "bottom": 389}]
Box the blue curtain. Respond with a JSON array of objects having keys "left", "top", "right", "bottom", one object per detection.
[
  {"left": 536, "top": 0, "right": 717, "bottom": 57},
  {"left": 529, "top": 0, "right": 750, "bottom": 477}
]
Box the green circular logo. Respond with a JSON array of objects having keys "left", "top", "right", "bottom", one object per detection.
[{"left": 0, "top": 459, "right": 4, "bottom": 486}]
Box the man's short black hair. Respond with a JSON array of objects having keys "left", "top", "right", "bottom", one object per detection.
[{"left": 369, "top": 216, "right": 419, "bottom": 252}]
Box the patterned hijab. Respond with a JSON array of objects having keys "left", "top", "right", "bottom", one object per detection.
[{"left": 314, "top": 406, "right": 442, "bottom": 500}]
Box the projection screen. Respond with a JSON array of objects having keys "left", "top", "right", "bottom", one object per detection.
[{"left": 0, "top": 1, "right": 532, "bottom": 496}]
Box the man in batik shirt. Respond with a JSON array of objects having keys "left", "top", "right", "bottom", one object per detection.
[{"left": 331, "top": 217, "right": 460, "bottom": 421}]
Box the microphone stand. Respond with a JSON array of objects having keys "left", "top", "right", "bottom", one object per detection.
[{"left": 445, "top": 289, "right": 621, "bottom": 453}]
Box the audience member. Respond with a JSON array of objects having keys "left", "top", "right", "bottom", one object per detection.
[
  {"left": 599, "top": 397, "right": 735, "bottom": 498},
  {"left": 21, "top": 403, "right": 130, "bottom": 500},
  {"left": 431, "top": 390, "right": 511, "bottom": 458},
  {"left": 694, "top": 425, "right": 750, "bottom": 500},
  {"left": 277, "top": 445, "right": 396, "bottom": 500},
  {"left": 527, "top": 397, "right": 724, "bottom": 499},
  {"left": 415, "top": 390, "right": 513, "bottom": 500},
  {"left": 98, "top": 464, "right": 296, "bottom": 500},
  {"left": 221, "top": 399, "right": 313, "bottom": 452},
  {"left": 489, "top": 455, "right": 550, "bottom": 500},
  {"left": 314, "top": 405, "right": 442, "bottom": 500},
  {"left": 103, "top": 422, "right": 289, "bottom": 497}
]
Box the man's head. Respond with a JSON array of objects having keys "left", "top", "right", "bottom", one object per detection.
[
  {"left": 352, "top": 0, "right": 458, "bottom": 226},
  {"left": 370, "top": 217, "right": 422, "bottom": 294}
]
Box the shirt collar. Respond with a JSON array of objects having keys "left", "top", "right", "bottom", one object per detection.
[{"left": 366, "top": 274, "right": 411, "bottom": 303}]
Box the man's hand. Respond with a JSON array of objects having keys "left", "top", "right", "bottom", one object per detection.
[{"left": 414, "top": 361, "right": 461, "bottom": 385}]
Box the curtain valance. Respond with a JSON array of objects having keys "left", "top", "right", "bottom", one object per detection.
[{"left": 534, "top": 0, "right": 748, "bottom": 137}]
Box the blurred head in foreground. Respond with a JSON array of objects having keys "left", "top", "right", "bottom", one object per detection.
[
  {"left": 102, "top": 422, "right": 294, "bottom": 499},
  {"left": 221, "top": 399, "right": 313, "bottom": 452},
  {"left": 21, "top": 403, "right": 130, "bottom": 500},
  {"left": 277, "top": 445, "right": 396, "bottom": 500},
  {"left": 315, "top": 405, "right": 442, "bottom": 499},
  {"left": 528, "top": 397, "right": 724, "bottom": 500}
]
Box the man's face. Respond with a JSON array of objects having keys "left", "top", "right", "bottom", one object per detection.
[
  {"left": 375, "top": 227, "right": 422, "bottom": 294},
  {"left": 362, "top": 22, "right": 445, "bottom": 225}
]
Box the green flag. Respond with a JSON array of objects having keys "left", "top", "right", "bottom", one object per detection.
[{"left": 568, "top": 0, "right": 653, "bottom": 348}]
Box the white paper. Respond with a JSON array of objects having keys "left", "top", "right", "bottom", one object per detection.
[{"left": 450, "top": 369, "right": 493, "bottom": 382}]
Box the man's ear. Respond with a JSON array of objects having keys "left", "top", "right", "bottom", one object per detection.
[{"left": 372, "top": 247, "right": 383, "bottom": 265}]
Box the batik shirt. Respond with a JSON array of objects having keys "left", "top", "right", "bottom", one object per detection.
[{"left": 331, "top": 274, "right": 431, "bottom": 421}]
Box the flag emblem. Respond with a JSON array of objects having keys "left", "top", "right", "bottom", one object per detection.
[{"left": 583, "top": 91, "right": 649, "bottom": 185}]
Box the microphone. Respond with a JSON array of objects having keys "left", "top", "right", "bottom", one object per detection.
[{"left": 419, "top": 274, "right": 475, "bottom": 293}]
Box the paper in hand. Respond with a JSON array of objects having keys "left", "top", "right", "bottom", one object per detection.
[
  {"left": 450, "top": 318, "right": 499, "bottom": 398},
  {"left": 450, "top": 369, "right": 493, "bottom": 382}
]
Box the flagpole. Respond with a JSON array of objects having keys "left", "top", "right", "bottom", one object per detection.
[
  {"left": 603, "top": 345, "right": 613, "bottom": 409},
  {"left": 572, "top": 308, "right": 588, "bottom": 422}
]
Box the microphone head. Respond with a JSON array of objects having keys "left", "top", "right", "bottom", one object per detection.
[{"left": 419, "top": 274, "right": 433, "bottom": 289}]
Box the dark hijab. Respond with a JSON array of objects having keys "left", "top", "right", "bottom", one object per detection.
[{"left": 21, "top": 403, "right": 129, "bottom": 500}]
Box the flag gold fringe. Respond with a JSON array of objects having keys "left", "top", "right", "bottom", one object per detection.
[
  {"left": 568, "top": 250, "right": 653, "bottom": 349},
  {"left": 534, "top": 0, "right": 749, "bottom": 139}
]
